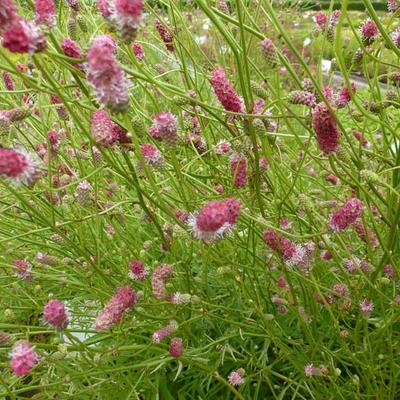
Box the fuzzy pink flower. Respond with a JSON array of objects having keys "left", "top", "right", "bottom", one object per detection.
[
  {"left": 155, "top": 20, "right": 174, "bottom": 52},
  {"left": 92, "top": 286, "right": 137, "bottom": 331},
  {"left": 50, "top": 95, "right": 68, "bottom": 119},
  {"left": 388, "top": 0, "right": 400, "bottom": 12},
  {"left": 36, "top": 252, "right": 56, "bottom": 265},
  {"left": 66, "top": 0, "right": 79, "bottom": 10},
  {"left": 140, "top": 144, "right": 164, "bottom": 167},
  {"left": 360, "top": 19, "right": 379, "bottom": 45},
  {"left": 148, "top": 112, "right": 179, "bottom": 145},
  {"left": 3, "top": 72, "right": 14, "bottom": 91},
  {"left": 360, "top": 298, "right": 374, "bottom": 316},
  {"left": 228, "top": 368, "right": 245, "bottom": 386},
  {"left": 35, "top": 0, "right": 55, "bottom": 27},
  {"left": 0, "top": 148, "right": 39, "bottom": 185},
  {"left": 328, "top": 198, "right": 364, "bottom": 232},
  {"left": 353, "top": 219, "right": 377, "bottom": 248},
  {"left": 43, "top": 299, "right": 69, "bottom": 328},
  {"left": 230, "top": 152, "right": 248, "bottom": 188},
  {"left": 335, "top": 83, "right": 356, "bottom": 108},
  {"left": 260, "top": 38, "right": 279, "bottom": 68},
  {"left": 391, "top": 28, "right": 400, "bottom": 48},
  {"left": 132, "top": 42, "right": 145, "bottom": 60},
  {"left": 75, "top": 180, "right": 92, "bottom": 206},
  {"left": 263, "top": 229, "right": 309, "bottom": 268},
  {"left": 3, "top": 19, "right": 47, "bottom": 54},
  {"left": 61, "top": 39, "right": 82, "bottom": 69},
  {"left": 214, "top": 141, "right": 231, "bottom": 155},
  {"left": 87, "top": 36, "right": 129, "bottom": 112},
  {"left": 114, "top": 0, "right": 144, "bottom": 41},
  {"left": 384, "top": 264, "right": 394, "bottom": 278},
  {"left": 0, "top": 0, "right": 18, "bottom": 33},
  {"left": 152, "top": 264, "right": 173, "bottom": 300},
  {"left": 210, "top": 67, "right": 242, "bottom": 113},
  {"left": 325, "top": 174, "right": 339, "bottom": 185},
  {"left": 352, "top": 130, "right": 370, "bottom": 148},
  {"left": 314, "top": 12, "right": 328, "bottom": 29},
  {"left": 304, "top": 364, "right": 324, "bottom": 377},
  {"left": 152, "top": 320, "right": 177, "bottom": 343},
  {"left": 12, "top": 259, "right": 32, "bottom": 281},
  {"left": 189, "top": 198, "right": 241, "bottom": 243},
  {"left": 128, "top": 260, "right": 148, "bottom": 281},
  {"left": 10, "top": 341, "right": 39, "bottom": 376},
  {"left": 169, "top": 337, "right": 183, "bottom": 358},
  {"left": 311, "top": 102, "right": 340, "bottom": 155},
  {"left": 90, "top": 110, "right": 118, "bottom": 146},
  {"left": 97, "top": 0, "right": 111, "bottom": 18}
]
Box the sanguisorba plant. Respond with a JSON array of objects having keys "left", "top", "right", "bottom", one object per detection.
[{"left": 0, "top": 0, "right": 399, "bottom": 398}]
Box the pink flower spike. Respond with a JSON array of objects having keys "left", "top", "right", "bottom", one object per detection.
[
  {"left": 228, "top": 368, "right": 245, "bottom": 386},
  {"left": 128, "top": 260, "right": 148, "bottom": 281},
  {"left": 10, "top": 341, "right": 39, "bottom": 376},
  {"left": 360, "top": 298, "right": 374, "bottom": 316},
  {"left": 151, "top": 264, "right": 173, "bottom": 300},
  {"left": 360, "top": 19, "right": 379, "bottom": 45},
  {"left": 169, "top": 337, "right": 184, "bottom": 358},
  {"left": 152, "top": 320, "right": 177, "bottom": 343},
  {"left": 35, "top": 0, "right": 56, "bottom": 27},
  {"left": 0, "top": 0, "right": 18, "bottom": 33},
  {"left": 210, "top": 67, "right": 242, "bottom": 113},
  {"left": 90, "top": 110, "right": 118, "bottom": 146},
  {"left": 132, "top": 42, "right": 145, "bottom": 60},
  {"left": 114, "top": 0, "right": 144, "bottom": 42},
  {"left": 328, "top": 198, "right": 364, "bottom": 232},
  {"left": 230, "top": 152, "right": 248, "bottom": 188},
  {"left": 43, "top": 299, "right": 69, "bottom": 328}
]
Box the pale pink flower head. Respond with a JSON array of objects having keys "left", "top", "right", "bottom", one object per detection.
[
  {"left": 10, "top": 341, "right": 39, "bottom": 376},
  {"left": 214, "top": 141, "right": 231, "bottom": 155},
  {"left": 3, "top": 19, "right": 47, "bottom": 54},
  {"left": 151, "top": 264, "right": 173, "bottom": 300},
  {"left": 152, "top": 320, "right": 177, "bottom": 343},
  {"left": 314, "top": 12, "right": 328, "bottom": 29},
  {"left": 61, "top": 39, "right": 82, "bottom": 69},
  {"left": 263, "top": 229, "right": 309, "bottom": 268},
  {"left": 0, "top": 0, "right": 18, "bottom": 33},
  {"left": 224, "top": 197, "right": 241, "bottom": 225},
  {"left": 230, "top": 152, "right": 248, "bottom": 188},
  {"left": 304, "top": 364, "right": 324, "bottom": 377},
  {"left": 360, "top": 298, "right": 374, "bottom": 316},
  {"left": 97, "top": 0, "right": 111, "bottom": 18},
  {"left": 326, "top": 174, "right": 339, "bottom": 185},
  {"left": 149, "top": 112, "right": 179, "bottom": 145},
  {"left": 114, "top": 0, "right": 144, "bottom": 41},
  {"left": 260, "top": 38, "right": 278, "bottom": 68},
  {"left": 3, "top": 71, "right": 14, "bottom": 91},
  {"left": 155, "top": 19, "right": 174, "bottom": 52},
  {"left": 132, "top": 42, "right": 145, "bottom": 60},
  {"left": 384, "top": 264, "right": 394, "bottom": 278},
  {"left": 360, "top": 19, "right": 379, "bottom": 45},
  {"left": 12, "top": 259, "right": 32, "bottom": 281},
  {"left": 175, "top": 209, "right": 189, "bottom": 224},
  {"left": 352, "top": 130, "right": 370, "bottom": 148},
  {"left": 391, "top": 28, "right": 400, "bottom": 48},
  {"left": 66, "top": 0, "right": 79, "bottom": 11},
  {"left": 43, "top": 299, "right": 69, "bottom": 328},
  {"left": 228, "top": 368, "right": 245, "bottom": 386},
  {"left": 140, "top": 144, "right": 164, "bottom": 167},
  {"left": 353, "top": 218, "right": 377, "bottom": 248},
  {"left": 311, "top": 102, "right": 340, "bottom": 155},
  {"left": 169, "top": 337, "right": 183, "bottom": 358},
  {"left": 335, "top": 83, "right": 356, "bottom": 108},
  {"left": 87, "top": 36, "right": 129, "bottom": 112},
  {"left": 388, "top": 0, "right": 400, "bottom": 12},
  {"left": 128, "top": 259, "right": 148, "bottom": 281},
  {"left": 35, "top": 0, "right": 56, "bottom": 27},
  {"left": 329, "top": 10, "right": 341, "bottom": 26},
  {"left": 90, "top": 110, "right": 118, "bottom": 146},
  {"left": 0, "top": 148, "right": 40, "bottom": 185},
  {"left": 210, "top": 67, "right": 242, "bottom": 113},
  {"left": 328, "top": 198, "right": 364, "bottom": 232},
  {"left": 92, "top": 286, "right": 138, "bottom": 331}
]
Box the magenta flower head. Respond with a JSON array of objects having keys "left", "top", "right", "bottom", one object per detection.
[
  {"left": 391, "top": 28, "right": 400, "bottom": 48},
  {"left": 210, "top": 67, "right": 242, "bottom": 113},
  {"left": 140, "top": 143, "right": 164, "bottom": 167},
  {"left": 3, "top": 71, "right": 14, "bottom": 91},
  {"left": 132, "top": 42, "right": 145, "bottom": 60},
  {"left": 263, "top": 229, "right": 309, "bottom": 268},
  {"left": 3, "top": 19, "right": 47, "bottom": 54},
  {"left": 311, "top": 102, "right": 340, "bottom": 155},
  {"left": 314, "top": 12, "right": 328, "bottom": 29},
  {"left": 149, "top": 112, "right": 179, "bottom": 145},
  {"left": 360, "top": 298, "right": 374, "bottom": 317},
  {"left": 35, "top": 0, "right": 56, "bottom": 27},
  {"left": 169, "top": 337, "right": 184, "bottom": 358},
  {"left": 97, "top": 0, "right": 111, "bottom": 18},
  {"left": 10, "top": 341, "right": 39, "bottom": 376},
  {"left": 152, "top": 320, "right": 177, "bottom": 343},
  {"left": 61, "top": 38, "right": 82, "bottom": 69},
  {"left": 353, "top": 219, "right": 377, "bottom": 248},
  {"left": 128, "top": 259, "right": 148, "bottom": 281},
  {"left": 87, "top": 36, "right": 129, "bottom": 112},
  {"left": 114, "top": 0, "right": 144, "bottom": 42},
  {"left": 388, "top": 0, "right": 400, "bottom": 12},
  {"left": 0, "top": 148, "right": 40, "bottom": 185},
  {"left": 12, "top": 259, "right": 33, "bottom": 281},
  {"left": 66, "top": 0, "right": 79, "bottom": 11},
  {"left": 230, "top": 152, "right": 248, "bottom": 188},
  {"left": 154, "top": 19, "right": 174, "bottom": 52},
  {"left": 189, "top": 198, "right": 241, "bottom": 243},
  {"left": 92, "top": 286, "right": 138, "bottom": 331},
  {"left": 0, "top": 0, "right": 18, "bottom": 33},
  {"left": 43, "top": 299, "right": 69, "bottom": 328},
  {"left": 360, "top": 19, "right": 379, "bottom": 45},
  {"left": 90, "top": 110, "right": 118, "bottom": 146},
  {"left": 260, "top": 38, "right": 279, "bottom": 68},
  {"left": 228, "top": 368, "right": 245, "bottom": 386},
  {"left": 152, "top": 264, "right": 173, "bottom": 300},
  {"left": 328, "top": 198, "right": 364, "bottom": 232},
  {"left": 335, "top": 83, "right": 356, "bottom": 108}
]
